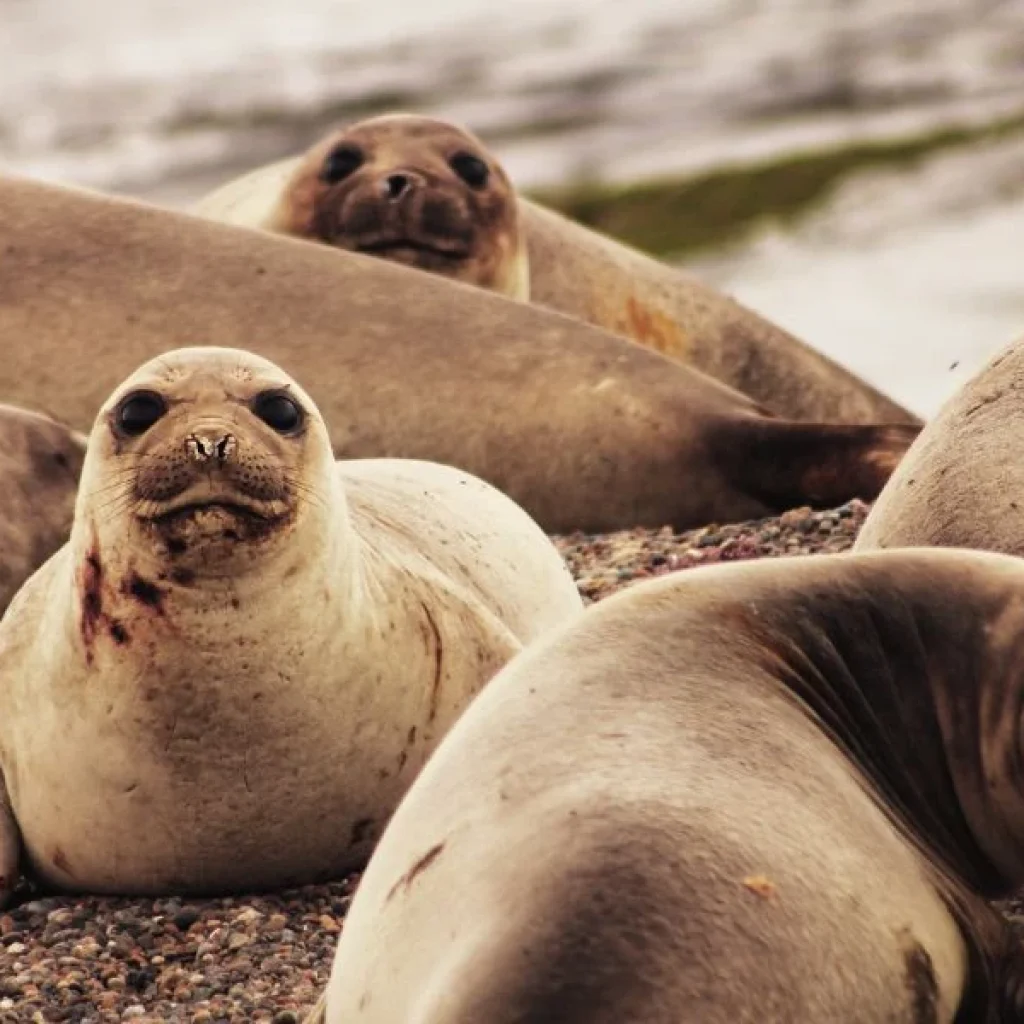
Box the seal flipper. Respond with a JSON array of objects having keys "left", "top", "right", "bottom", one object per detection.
[
  {"left": 0, "top": 771, "right": 20, "bottom": 909},
  {"left": 709, "top": 417, "right": 922, "bottom": 513}
]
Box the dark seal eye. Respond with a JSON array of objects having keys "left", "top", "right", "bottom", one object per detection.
[
  {"left": 251, "top": 391, "right": 304, "bottom": 434},
  {"left": 321, "top": 144, "right": 364, "bottom": 185},
  {"left": 449, "top": 151, "right": 489, "bottom": 189},
  {"left": 114, "top": 391, "right": 167, "bottom": 437}
]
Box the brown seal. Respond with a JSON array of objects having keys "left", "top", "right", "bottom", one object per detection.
[
  {"left": 195, "top": 115, "right": 916, "bottom": 426},
  {"left": 0, "top": 403, "right": 85, "bottom": 613},
  {"left": 0, "top": 345, "right": 581, "bottom": 906},
  {"left": 0, "top": 173, "right": 918, "bottom": 533},
  {"left": 256, "top": 113, "right": 528, "bottom": 298},
  {"left": 308, "top": 549, "right": 1024, "bottom": 1023}
]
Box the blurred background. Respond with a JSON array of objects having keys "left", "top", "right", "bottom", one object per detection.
[{"left": 4, "top": 0, "right": 1024, "bottom": 417}]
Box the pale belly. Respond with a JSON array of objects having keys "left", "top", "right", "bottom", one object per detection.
[{"left": 6, "top": 689, "right": 446, "bottom": 895}]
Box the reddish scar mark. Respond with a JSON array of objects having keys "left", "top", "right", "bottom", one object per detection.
[
  {"left": 123, "top": 572, "right": 165, "bottom": 613},
  {"left": 385, "top": 842, "right": 445, "bottom": 904},
  {"left": 52, "top": 846, "right": 73, "bottom": 877},
  {"left": 620, "top": 296, "right": 689, "bottom": 358},
  {"left": 420, "top": 602, "right": 443, "bottom": 723},
  {"left": 79, "top": 547, "right": 104, "bottom": 660}
]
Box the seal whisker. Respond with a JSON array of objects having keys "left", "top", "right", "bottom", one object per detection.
[{"left": 286, "top": 478, "right": 330, "bottom": 516}]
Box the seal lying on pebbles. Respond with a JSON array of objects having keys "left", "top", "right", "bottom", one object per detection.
[
  {"left": 0, "top": 404, "right": 85, "bottom": 614},
  {"left": 0, "top": 346, "right": 582, "bottom": 906},
  {"left": 307, "top": 549, "right": 1024, "bottom": 1023},
  {"left": 196, "top": 113, "right": 528, "bottom": 300},
  {"left": 194, "top": 113, "right": 916, "bottom": 426},
  {"left": 856, "top": 333, "right": 1024, "bottom": 555},
  {"left": 0, "top": 174, "right": 919, "bottom": 533}
]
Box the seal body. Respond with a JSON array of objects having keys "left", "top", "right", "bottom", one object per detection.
[
  {"left": 195, "top": 118, "right": 916, "bottom": 426},
  {"left": 519, "top": 198, "right": 916, "bottom": 424},
  {"left": 311, "top": 550, "right": 1024, "bottom": 1023},
  {"left": 856, "top": 333, "right": 1024, "bottom": 555},
  {"left": 0, "top": 404, "right": 85, "bottom": 614},
  {"left": 199, "top": 113, "right": 528, "bottom": 300},
  {"left": 0, "top": 175, "right": 919, "bottom": 533},
  {"left": 0, "top": 347, "right": 581, "bottom": 903}
]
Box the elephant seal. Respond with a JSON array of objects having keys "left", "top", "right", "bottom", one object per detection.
[
  {"left": 220, "top": 112, "right": 529, "bottom": 299},
  {"left": 0, "top": 346, "right": 582, "bottom": 905},
  {"left": 0, "top": 404, "right": 86, "bottom": 614},
  {"left": 307, "top": 549, "right": 1024, "bottom": 1023},
  {"left": 856, "top": 333, "right": 1024, "bottom": 555},
  {"left": 0, "top": 174, "right": 919, "bottom": 533},
  {"left": 195, "top": 116, "right": 916, "bottom": 426}
]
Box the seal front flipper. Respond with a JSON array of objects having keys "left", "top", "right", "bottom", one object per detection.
[
  {"left": 709, "top": 416, "right": 922, "bottom": 513},
  {"left": 0, "top": 771, "right": 20, "bottom": 909}
]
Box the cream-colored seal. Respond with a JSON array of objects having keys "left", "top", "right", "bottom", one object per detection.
[
  {"left": 0, "top": 174, "right": 920, "bottom": 534},
  {"left": 195, "top": 115, "right": 916, "bottom": 426},
  {"left": 198, "top": 113, "right": 528, "bottom": 300},
  {"left": 0, "top": 404, "right": 86, "bottom": 614},
  {"left": 0, "top": 346, "right": 582, "bottom": 904},
  {"left": 308, "top": 549, "right": 1024, "bottom": 1022},
  {"left": 856, "top": 332, "right": 1024, "bottom": 555}
]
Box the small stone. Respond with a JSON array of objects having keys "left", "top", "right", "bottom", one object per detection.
[{"left": 173, "top": 908, "right": 202, "bottom": 931}]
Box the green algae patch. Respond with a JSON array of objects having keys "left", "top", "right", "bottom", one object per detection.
[{"left": 528, "top": 111, "right": 1024, "bottom": 259}]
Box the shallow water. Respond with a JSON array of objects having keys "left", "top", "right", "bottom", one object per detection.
[
  {"left": 4, "top": 0, "right": 1024, "bottom": 417},
  {"left": 688, "top": 137, "right": 1024, "bottom": 417}
]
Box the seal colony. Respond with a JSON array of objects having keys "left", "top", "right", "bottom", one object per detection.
[
  {"left": 0, "top": 98, "right": 1007, "bottom": 1023},
  {"left": 0, "top": 346, "right": 582, "bottom": 906},
  {"left": 0, "top": 174, "right": 919, "bottom": 534},
  {"left": 195, "top": 112, "right": 917, "bottom": 426},
  {"left": 308, "top": 549, "right": 1024, "bottom": 1023},
  {"left": 856, "top": 333, "right": 1024, "bottom": 556}
]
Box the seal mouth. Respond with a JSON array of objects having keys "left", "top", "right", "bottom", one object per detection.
[
  {"left": 150, "top": 499, "right": 275, "bottom": 526},
  {"left": 138, "top": 496, "right": 292, "bottom": 552},
  {"left": 355, "top": 237, "right": 470, "bottom": 261}
]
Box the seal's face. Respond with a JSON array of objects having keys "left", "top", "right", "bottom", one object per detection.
[
  {"left": 276, "top": 113, "right": 525, "bottom": 297},
  {"left": 79, "top": 348, "right": 335, "bottom": 575}
]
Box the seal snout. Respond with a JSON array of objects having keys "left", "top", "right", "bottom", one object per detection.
[{"left": 186, "top": 431, "right": 238, "bottom": 464}]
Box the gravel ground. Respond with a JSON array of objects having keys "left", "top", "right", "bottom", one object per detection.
[{"left": 4, "top": 498, "right": 1017, "bottom": 1023}]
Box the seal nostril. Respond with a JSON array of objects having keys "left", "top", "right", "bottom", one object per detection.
[
  {"left": 185, "top": 434, "right": 215, "bottom": 462},
  {"left": 215, "top": 434, "right": 237, "bottom": 462},
  {"left": 383, "top": 174, "right": 410, "bottom": 201}
]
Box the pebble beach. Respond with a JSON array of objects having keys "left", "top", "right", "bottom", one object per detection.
[{"left": 10, "top": 497, "right": 1020, "bottom": 1024}]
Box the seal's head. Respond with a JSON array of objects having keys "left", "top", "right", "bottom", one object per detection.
[
  {"left": 270, "top": 112, "right": 529, "bottom": 299},
  {"left": 76, "top": 347, "right": 338, "bottom": 578}
]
